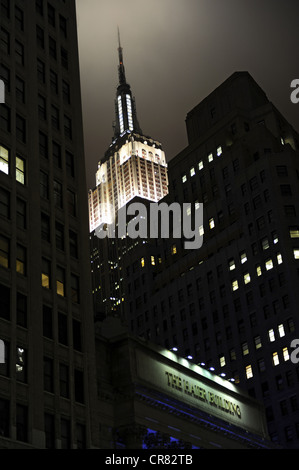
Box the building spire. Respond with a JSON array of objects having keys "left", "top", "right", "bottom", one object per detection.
[
  {"left": 114, "top": 29, "right": 142, "bottom": 139},
  {"left": 117, "top": 27, "right": 126, "bottom": 85}
]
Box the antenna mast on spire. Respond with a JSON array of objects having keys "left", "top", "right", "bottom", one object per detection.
[{"left": 117, "top": 27, "right": 126, "bottom": 85}]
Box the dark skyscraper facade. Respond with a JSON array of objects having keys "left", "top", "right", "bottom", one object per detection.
[
  {"left": 114, "top": 72, "right": 299, "bottom": 449},
  {"left": 0, "top": 0, "right": 98, "bottom": 448}
]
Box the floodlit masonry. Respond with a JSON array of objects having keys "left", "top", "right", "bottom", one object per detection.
[{"left": 94, "top": 201, "right": 204, "bottom": 250}]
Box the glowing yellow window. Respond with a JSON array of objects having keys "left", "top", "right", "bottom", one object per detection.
[
  {"left": 256, "top": 265, "right": 262, "bottom": 276},
  {"left": 209, "top": 218, "right": 215, "bottom": 229},
  {"left": 244, "top": 273, "right": 251, "bottom": 284},
  {"left": 265, "top": 259, "right": 273, "bottom": 270},
  {"left": 293, "top": 249, "right": 299, "bottom": 259},
  {"left": 171, "top": 244, "right": 177, "bottom": 255},
  {"left": 282, "top": 347, "right": 289, "bottom": 362},
  {"left": 232, "top": 279, "right": 238, "bottom": 291},
  {"left": 151, "top": 256, "right": 155, "bottom": 266},
  {"left": 272, "top": 352, "right": 279, "bottom": 366},
  {"left": 140, "top": 257, "right": 145, "bottom": 268},
  {"left": 245, "top": 365, "right": 253, "bottom": 379}
]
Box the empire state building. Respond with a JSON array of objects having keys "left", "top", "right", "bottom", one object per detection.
[{"left": 88, "top": 31, "right": 169, "bottom": 233}]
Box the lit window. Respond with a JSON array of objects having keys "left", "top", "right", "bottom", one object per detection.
[
  {"left": 171, "top": 244, "right": 177, "bottom": 255},
  {"left": 242, "top": 342, "right": 249, "bottom": 356},
  {"left": 16, "top": 156, "right": 25, "bottom": 185},
  {"left": 140, "top": 257, "right": 145, "bottom": 268},
  {"left": 118, "top": 96, "right": 124, "bottom": 134},
  {"left": 151, "top": 256, "right": 155, "bottom": 266},
  {"left": 293, "top": 249, "right": 299, "bottom": 259},
  {"left": 254, "top": 335, "right": 262, "bottom": 350},
  {"left": 219, "top": 355, "right": 226, "bottom": 367},
  {"left": 272, "top": 352, "right": 279, "bottom": 366},
  {"left": 262, "top": 238, "right": 269, "bottom": 250},
  {"left": 190, "top": 167, "right": 195, "bottom": 177},
  {"left": 56, "top": 267, "right": 65, "bottom": 297},
  {"left": 198, "top": 161, "right": 204, "bottom": 170},
  {"left": 208, "top": 153, "right": 213, "bottom": 163},
  {"left": 232, "top": 279, "right": 238, "bottom": 291},
  {"left": 199, "top": 225, "right": 204, "bottom": 236},
  {"left": 245, "top": 365, "right": 253, "bottom": 379},
  {"left": 289, "top": 227, "right": 299, "bottom": 238},
  {"left": 278, "top": 324, "right": 285, "bottom": 338},
  {"left": 256, "top": 265, "right": 262, "bottom": 276},
  {"left": 282, "top": 347, "right": 289, "bottom": 362},
  {"left": 272, "top": 232, "right": 279, "bottom": 244},
  {"left": 209, "top": 218, "right": 215, "bottom": 229},
  {"left": 0, "top": 145, "right": 9, "bottom": 175},
  {"left": 195, "top": 201, "right": 200, "bottom": 210},
  {"left": 277, "top": 253, "right": 283, "bottom": 264},
  {"left": 186, "top": 205, "right": 191, "bottom": 216},
  {"left": 265, "top": 259, "right": 273, "bottom": 270},
  {"left": 229, "top": 259, "right": 235, "bottom": 271},
  {"left": 126, "top": 94, "right": 133, "bottom": 131},
  {"left": 217, "top": 146, "right": 222, "bottom": 156},
  {"left": 240, "top": 252, "right": 247, "bottom": 264},
  {"left": 244, "top": 272, "right": 251, "bottom": 284},
  {"left": 182, "top": 175, "right": 187, "bottom": 183},
  {"left": 268, "top": 329, "right": 275, "bottom": 342},
  {"left": 42, "top": 259, "right": 50, "bottom": 289},
  {"left": 16, "top": 245, "right": 26, "bottom": 275}
]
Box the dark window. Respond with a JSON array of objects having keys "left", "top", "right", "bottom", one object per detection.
[
  {"left": 44, "top": 357, "right": 54, "bottom": 392},
  {"left": 58, "top": 313, "right": 68, "bottom": 345},
  {"left": 0, "top": 398, "right": 9, "bottom": 437},
  {"left": 43, "top": 305, "right": 53, "bottom": 338},
  {"left": 74, "top": 370, "right": 84, "bottom": 404},
  {"left": 16, "top": 404, "right": 28, "bottom": 442},
  {"left": 0, "top": 187, "right": 10, "bottom": 219},
  {"left": 16, "top": 292, "right": 27, "bottom": 327}
]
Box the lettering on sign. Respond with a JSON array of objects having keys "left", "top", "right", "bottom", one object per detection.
[{"left": 165, "top": 371, "right": 241, "bottom": 419}]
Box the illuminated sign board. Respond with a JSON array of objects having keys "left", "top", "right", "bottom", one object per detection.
[{"left": 135, "top": 350, "right": 268, "bottom": 438}]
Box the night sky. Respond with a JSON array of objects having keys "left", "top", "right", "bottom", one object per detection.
[{"left": 75, "top": 0, "right": 299, "bottom": 190}]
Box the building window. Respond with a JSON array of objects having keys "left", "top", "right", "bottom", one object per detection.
[
  {"left": 40, "top": 171, "right": 49, "bottom": 199},
  {"left": 67, "top": 189, "right": 76, "bottom": 216},
  {"left": 74, "top": 369, "right": 84, "bottom": 404},
  {"left": 72, "top": 320, "right": 82, "bottom": 352},
  {"left": 55, "top": 222, "right": 64, "bottom": 251},
  {"left": 44, "top": 357, "right": 54, "bottom": 393},
  {"left": 16, "top": 245, "right": 26, "bottom": 275},
  {"left": 0, "top": 187, "right": 10, "bottom": 219},
  {"left": 231, "top": 279, "right": 238, "bottom": 291},
  {"left": 272, "top": 352, "right": 280, "bottom": 366},
  {"left": 244, "top": 272, "right": 251, "bottom": 284},
  {"left": 16, "top": 292, "right": 27, "bottom": 328},
  {"left": 69, "top": 230, "right": 78, "bottom": 258},
  {"left": 245, "top": 365, "right": 253, "bottom": 379},
  {"left": 71, "top": 274, "right": 80, "bottom": 303},
  {"left": 66, "top": 151, "right": 74, "bottom": 178},
  {"left": 43, "top": 305, "right": 53, "bottom": 339},
  {"left": 282, "top": 347, "right": 289, "bottom": 362},
  {"left": 0, "top": 144, "right": 9, "bottom": 175},
  {"left": 268, "top": 329, "right": 275, "bottom": 342},
  {"left": 16, "top": 156, "right": 25, "bottom": 185},
  {"left": 16, "top": 114, "right": 26, "bottom": 142},
  {"left": 58, "top": 313, "right": 68, "bottom": 345},
  {"left": 64, "top": 115, "right": 72, "bottom": 139},
  {"left": 0, "top": 235, "right": 9, "bottom": 269},
  {"left": 59, "top": 364, "right": 69, "bottom": 398},
  {"left": 44, "top": 414, "right": 55, "bottom": 449},
  {"left": 37, "top": 59, "right": 46, "bottom": 83},
  {"left": 265, "top": 259, "right": 273, "bottom": 270},
  {"left": 56, "top": 266, "right": 65, "bottom": 297},
  {"left": 293, "top": 249, "right": 299, "bottom": 260},
  {"left": 16, "top": 76, "right": 25, "bottom": 103},
  {"left": 16, "top": 346, "right": 27, "bottom": 383},
  {"left": 242, "top": 342, "right": 249, "bottom": 356},
  {"left": 54, "top": 180, "right": 63, "bottom": 208},
  {"left": 171, "top": 244, "right": 177, "bottom": 255},
  {"left": 16, "top": 404, "right": 28, "bottom": 442},
  {"left": 42, "top": 258, "right": 51, "bottom": 289},
  {"left": 60, "top": 418, "right": 71, "bottom": 449},
  {"left": 209, "top": 218, "right": 215, "bottom": 229},
  {"left": 15, "top": 40, "right": 24, "bottom": 66},
  {"left": 254, "top": 335, "right": 262, "bottom": 350}
]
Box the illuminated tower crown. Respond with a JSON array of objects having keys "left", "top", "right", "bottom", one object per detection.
[{"left": 88, "top": 30, "right": 169, "bottom": 233}]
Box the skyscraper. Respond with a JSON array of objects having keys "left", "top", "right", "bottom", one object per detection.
[
  {"left": 0, "top": 0, "right": 98, "bottom": 448},
  {"left": 119, "top": 72, "right": 299, "bottom": 449},
  {"left": 89, "top": 32, "right": 168, "bottom": 315}
]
